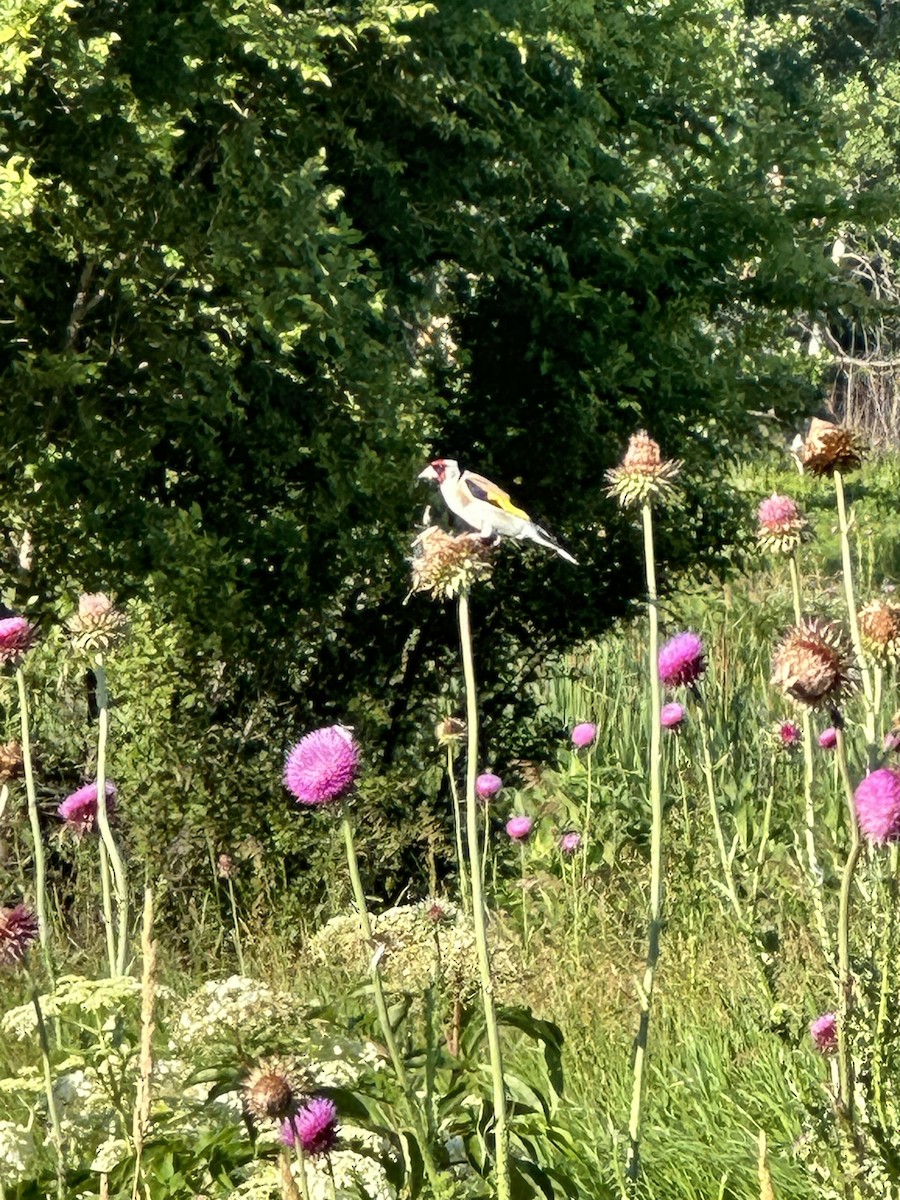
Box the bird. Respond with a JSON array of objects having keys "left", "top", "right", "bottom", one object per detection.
[{"left": 417, "top": 458, "right": 577, "bottom": 564}]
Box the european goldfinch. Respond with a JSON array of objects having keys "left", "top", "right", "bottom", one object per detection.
[{"left": 418, "top": 459, "right": 577, "bottom": 565}]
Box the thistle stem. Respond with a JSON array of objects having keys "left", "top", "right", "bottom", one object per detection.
[
  {"left": 95, "top": 659, "right": 129, "bottom": 976},
  {"left": 340, "top": 816, "right": 444, "bottom": 1193},
  {"left": 458, "top": 591, "right": 511, "bottom": 1200},
  {"left": 625, "top": 502, "right": 664, "bottom": 1186},
  {"left": 833, "top": 471, "right": 876, "bottom": 762},
  {"left": 447, "top": 746, "right": 470, "bottom": 914},
  {"left": 834, "top": 724, "right": 861, "bottom": 1120},
  {"left": 791, "top": 549, "right": 830, "bottom": 959},
  {"left": 226, "top": 875, "right": 246, "bottom": 976},
  {"left": 32, "top": 984, "right": 65, "bottom": 1200},
  {"left": 695, "top": 698, "right": 743, "bottom": 923},
  {"left": 17, "top": 667, "right": 52, "bottom": 982},
  {"left": 581, "top": 751, "right": 593, "bottom": 883}
]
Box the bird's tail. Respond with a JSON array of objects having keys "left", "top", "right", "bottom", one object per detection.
[{"left": 532, "top": 524, "right": 578, "bottom": 565}]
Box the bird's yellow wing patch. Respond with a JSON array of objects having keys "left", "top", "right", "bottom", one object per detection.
[{"left": 463, "top": 471, "right": 531, "bottom": 520}]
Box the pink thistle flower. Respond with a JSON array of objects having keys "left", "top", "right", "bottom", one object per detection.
[
  {"left": 570, "top": 723, "right": 597, "bottom": 749},
  {"left": 280, "top": 1096, "right": 339, "bottom": 1157},
  {"left": 476, "top": 772, "right": 503, "bottom": 800},
  {"left": 809, "top": 1012, "right": 838, "bottom": 1054},
  {"left": 854, "top": 768, "right": 900, "bottom": 844},
  {"left": 506, "top": 815, "right": 533, "bottom": 842},
  {"left": 58, "top": 781, "right": 117, "bottom": 834},
  {"left": 559, "top": 831, "right": 581, "bottom": 854},
  {"left": 284, "top": 726, "right": 360, "bottom": 806},
  {"left": 658, "top": 632, "right": 705, "bottom": 688},
  {"left": 884, "top": 730, "right": 900, "bottom": 753},
  {"left": 758, "top": 494, "right": 801, "bottom": 530},
  {"left": 0, "top": 903, "right": 38, "bottom": 967},
  {"left": 818, "top": 727, "right": 837, "bottom": 750},
  {"left": 660, "top": 702, "right": 686, "bottom": 729},
  {"left": 0, "top": 616, "right": 37, "bottom": 668},
  {"left": 779, "top": 721, "right": 802, "bottom": 749}
]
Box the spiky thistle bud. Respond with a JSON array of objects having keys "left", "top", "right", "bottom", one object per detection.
[
  {"left": 66, "top": 593, "right": 128, "bottom": 653},
  {"left": 858, "top": 599, "right": 900, "bottom": 665},
  {"left": 756, "top": 494, "right": 810, "bottom": 556},
  {"left": 0, "top": 741, "right": 24, "bottom": 785},
  {"left": 771, "top": 618, "right": 858, "bottom": 709},
  {"left": 243, "top": 1058, "right": 307, "bottom": 1122},
  {"left": 605, "top": 431, "right": 681, "bottom": 508},
  {"left": 408, "top": 527, "right": 494, "bottom": 601}
]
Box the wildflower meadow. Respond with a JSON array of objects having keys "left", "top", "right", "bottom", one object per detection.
[{"left": 3, "top": 427, "right": 900, "bottom": 1200}]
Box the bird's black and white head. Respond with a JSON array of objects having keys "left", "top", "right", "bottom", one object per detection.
[{"left": 418, "top": 458, "right": 460, "bottom": 485}]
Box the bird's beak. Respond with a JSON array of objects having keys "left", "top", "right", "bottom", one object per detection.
[{"left": 418, "top": 464, "right": 438, "bottom": 481}]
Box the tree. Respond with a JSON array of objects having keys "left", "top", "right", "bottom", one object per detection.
[{"left": 0, "top": 0, "right": 883, "bottom": 896}]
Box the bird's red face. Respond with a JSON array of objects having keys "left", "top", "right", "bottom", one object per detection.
[{"left": 418, "top": 459, "right": 448, "bottom": 483}]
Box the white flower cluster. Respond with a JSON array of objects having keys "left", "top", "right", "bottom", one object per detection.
[
  {"left": 176, "top": 975, "right": 295, "bottom": 1049},
  {"left": 1, "top": 973, "right": 145, "bottom": 1039},
  {"left": 0, "top": 1120, "right": 34, "bottom": 1181},
  {"left": 231, "top": 1125, "right": 397, "bottom": 1200},
  {"left": 306, "top": 901, "right": 520, "bottom": 1000}
]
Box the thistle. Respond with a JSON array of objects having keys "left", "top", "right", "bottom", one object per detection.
[
  {"left": 756, "top": 494, "right": 810, "bottom": 556},
  {"left": 798, "top": 417, "right": 864, "bottom": 476},
  {"left": 605, "top": 431, "right": 681, "bottom": 508},
  {"left": 65, "top": 593, "right": 128, "bottom": 653},
  {"left": 408, "top": 525, "right": 494, "bottom": 601},
  {"left": 771, "top": 619, "right": 858, "bottom": 708},
  {"left": 858, "top": 598, "right": 900, "bottom": 665}
]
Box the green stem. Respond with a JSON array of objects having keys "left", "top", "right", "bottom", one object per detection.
[
  {"left": 32, "top": 984, "right": 65, "bottom": 1200},
  {"left": 458, "top": 591, "right": 511, "bottom": 1200},
  {"left": 788, "top": 552, "right": 804, "bottom": 626},
  {"left": 834, "top": 724, "right": 861, "bottom": 1122},
  {"left": 791, "top": 549, "right": 830, "bottom": 959},
  {"left": 292, "top": 1139, "right": 311, "bottom": 1200},
  {"left": 98, "top": 839, "right": 117, "bottom": 977},
  {"left": 340, "top": 816, "right": 444, "bottom": 1193},
  {"left": 95, "top": 659, "right": 129, "bottom": 975},
  {"left": 872, "top": 845, "right": 899, "bottom": 1132},
  {"left": 625, "top": 502, "right": 664, "bottom": 1186},
  {"left": 834, "top": 471, "right": 876, "bottom": 762},
  {"left": 226, "top": 876, "right": 246, "bottom": 975},
  {"left": 695, "top": 699, "right": 743, "bottom": 923},
  {"left": 17, "top": 668, "right": 52, "bottom": 982},
  {"left": 581, "top": 751, "right": 593, "bottom": 883},
  {"left": 801, "top": 711, "right": 831, "bottom": 962},
  {"left": 447, "top": 745, "right": 470, "bottom": 914}
]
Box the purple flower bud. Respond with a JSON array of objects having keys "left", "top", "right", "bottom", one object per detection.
[
  {"left": 854, "top": 767, "right": 900, "bottom": 844},
  {"left": 818, "top": 727, "right": 838, "bottom": 750},
  {"left": 476, "top": 772, "right": 503, "bottom": 800},
  {"left": 559, "top": 831, "right": 581, "bottom": 854},
  {"left": 809, "top": 1012, "right": 837, "bottom": 1054},
  {"left": 660, "top": 703, "right": 685, "bottom": 730},
  {"left": 506, "top": 815, "right": 533, "bottom": 842},
  {"left": 570, "top": 723, "right": 597, "bottom": 749}
]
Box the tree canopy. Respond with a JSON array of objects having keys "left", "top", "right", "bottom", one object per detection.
[{"left": 1, "top": 0, "right": 895, "bottom": 894}]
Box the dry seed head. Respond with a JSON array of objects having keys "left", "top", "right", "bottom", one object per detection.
[
  {"left": 605, "top": 431, "right": 681, "bottom": 508},
  {"left": 771, "top": 618, "right": 858, "bottom": 708},
  {"left": 408, "top": 526, "right": 494, "bottom": 601},
  {"left": 0, "top": 741, "right": 24, "bottom": 785},
  {"left": 243, "top": 1058, "right": 306, "bottom": 1121},
  {"left": 858, "top": 599, "right": 900, "bottom": 665},
  {"left": 434, "top": 716, "right": 466, "bottom": 746},
  {"left": 66, "top": 593, "right": 128, "bottom": 652},
  {"left": 798, "top": 417, "right": 864, "bottom": 477}
]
